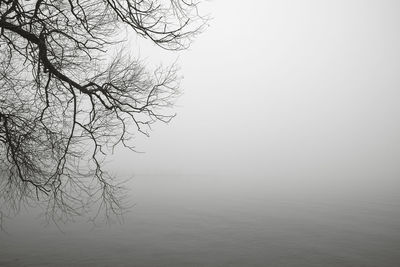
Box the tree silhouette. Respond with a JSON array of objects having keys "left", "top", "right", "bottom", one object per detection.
[{"left": 0, "top": 0, "right": 205, "bottom": 224}]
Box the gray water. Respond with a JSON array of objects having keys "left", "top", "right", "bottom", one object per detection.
[{"left": 1, "top": 174, "right": 400, "bottom": 267}]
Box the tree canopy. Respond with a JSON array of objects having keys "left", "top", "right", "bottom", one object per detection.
[{"left": 0, "top": 0, "right": 205, "bottom": 225}]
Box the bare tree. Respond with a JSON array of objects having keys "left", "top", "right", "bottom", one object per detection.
[{"left": 0, "top": 0, "right": 205, "bottom": 225}]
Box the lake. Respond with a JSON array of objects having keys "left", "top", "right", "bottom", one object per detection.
[{"left": 1, "top": 174, "right": 400, "bottom": 266}]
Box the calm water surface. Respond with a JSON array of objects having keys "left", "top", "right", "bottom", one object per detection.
[{"left": 1, "top": 175, "right": 400, "bottom": 266}]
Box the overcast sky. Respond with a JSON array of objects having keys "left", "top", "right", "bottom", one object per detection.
[{"left": 110, "top": 0, "right": 400, "bottom": 192}]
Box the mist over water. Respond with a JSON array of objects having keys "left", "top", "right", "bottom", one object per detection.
[
  {"left": 2, "top": 174, "right": 400, "bottom": 266},
  {"left": 2, "top": 0, "right": 400, "bottom": 266}
]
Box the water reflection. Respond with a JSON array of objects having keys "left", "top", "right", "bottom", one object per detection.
[{"left": 1, "top": 175, "right": 400, "bottom": 266}]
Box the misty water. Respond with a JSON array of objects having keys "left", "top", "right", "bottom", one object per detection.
[{"left": 1, "top": 174, "right": 399, "bottom": 266}]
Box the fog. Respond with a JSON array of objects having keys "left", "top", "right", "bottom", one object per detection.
[
  {"left": 2, "top": 1, "right": 400, "bottom": 266},
  {"left": 120, "top": 0, "right": 400, "bottom": 183}
]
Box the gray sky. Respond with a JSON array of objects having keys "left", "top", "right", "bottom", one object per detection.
[{"left": 111, "top": 0, "right": 400, "bottom": 187}]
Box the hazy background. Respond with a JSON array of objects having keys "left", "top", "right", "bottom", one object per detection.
[
  {"left": 124, "top": 0, "right": 400, "bottom": 179},
  {"left": 2, "top": 1, "right": 400, "bottom": 266},
  {"left": 117, "top": 0, "right": 400, "bottom": 198}
]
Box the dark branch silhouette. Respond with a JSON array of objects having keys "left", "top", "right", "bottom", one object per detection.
[{"left": 0, "top": 0, "right": 206, "bottom": 225}]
